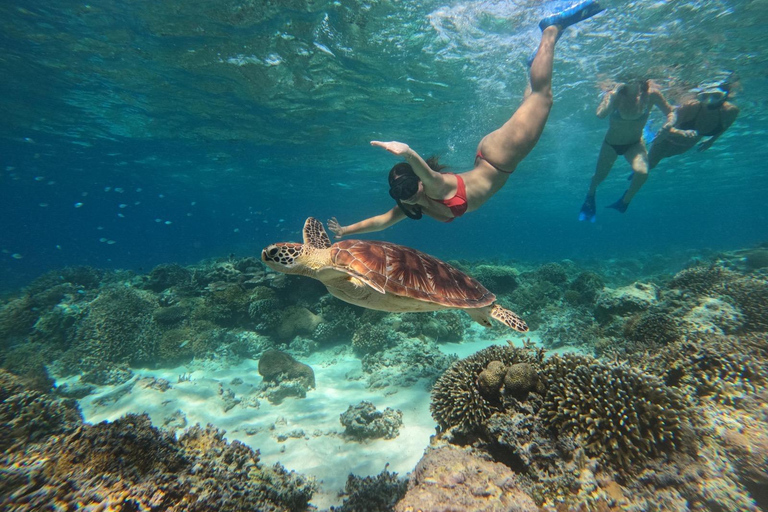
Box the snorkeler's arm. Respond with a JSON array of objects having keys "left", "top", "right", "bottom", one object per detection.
[
  {"left": 650, "top": 88, "right": 677, "bottom": 129},
  {"left": 698, "top": 103, "right": 739, "bottom": 152},
  {"left": 370, "top": 141, "right": 448, "bottom": 191},
  {"left": 327, "top": 207, "right": 406, "bottom": 239},
  {"left": 596, "top": 83, "right": 624, "bottom": 118},
  {"left": 665, "top": 102, "right": 699, "bottom": 139}
]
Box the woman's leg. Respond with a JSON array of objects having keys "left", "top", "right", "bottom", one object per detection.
[
  {"left": 622, "top": 145, "right": 649, "bottom": 203},
  {"left": 477, "top": 26, "right": 560, "bottom": 172},
  {"left": 588, "top": 141, "right": 619, "bottom": 196}
]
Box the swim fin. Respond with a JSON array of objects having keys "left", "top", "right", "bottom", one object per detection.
[
  {"left": 528, "top": 0, "right": 606, "bottom": 67},
  {"left": 578, "top": 194, "right": 597, "bottom": 222},
  {"left": 606, "top": 192, "right": 629, "bottom": 213},
  {"left": 539, "top": 0, "right": 606, "bottom": 31}
]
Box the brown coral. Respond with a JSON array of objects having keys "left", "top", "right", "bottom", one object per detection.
[
  {"left": 430, "top": 345, "right": 544, "bottom": 434},
  {"left": 477, "top": 360, "right": 506, "bottom": 399},
  {"left": 542, "top": 354, "right": 693, "bottom": 471}
]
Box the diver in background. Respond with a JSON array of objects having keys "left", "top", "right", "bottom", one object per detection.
[
  {"left": 327, "top": 0, "right": 606, "bottom": 239},
  {"left": 578, "top": 79, "right": 676, "bottom": 222},
  {"left": 647, "top": 80, "right": 739, "bottom": 170}
]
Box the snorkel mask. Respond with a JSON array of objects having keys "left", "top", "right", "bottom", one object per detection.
[
  {"left": 388, "top": 164, "right": 422, "bottom": 219},
  {"left": 695, "top": 80, "right": 730, "bottom": 109}
]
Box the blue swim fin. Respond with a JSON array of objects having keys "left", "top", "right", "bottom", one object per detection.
[
  {"left": 529, "top": 1, "right": 606, "bottom": 67},
  {"left": 539, "top": 0, "right": 606, "bottom": 31},
  {"left": 578, "top": 194, "right": 597, "bottom": 222},
  {"left": 643, "top": 118, "right": 658, "bottom": 144}
]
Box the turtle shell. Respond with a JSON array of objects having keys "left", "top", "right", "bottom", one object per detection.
[{"left": 330, "top": 240, "right": 495, "bottom": 308}]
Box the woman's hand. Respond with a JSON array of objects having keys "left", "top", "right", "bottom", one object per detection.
[
  {"left": 327, "top": 217, "right": 345, "bottom": 239},
  {"left": 371, "top": 140, "right": 411, "bottom": 157}
]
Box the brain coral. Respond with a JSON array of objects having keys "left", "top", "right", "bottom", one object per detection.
[
  {"left": 430, "top": 344, "right": 544, "bottom": 434},
  {"left": 542, "top": 354, "right": 692, "bottom": 471}
]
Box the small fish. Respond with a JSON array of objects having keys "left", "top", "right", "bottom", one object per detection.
[
  {"left": 74, "top": 202, "right": 83, "bottom": 208},
  {"left": 11, "top": 253, "right": 23, "bottom": 259}
]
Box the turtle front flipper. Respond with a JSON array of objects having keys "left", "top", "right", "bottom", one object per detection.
[
  {"left": 490, "top": 304, "right": 528, "bottom": 332},
  {"left": 303, "top": 217, "right": 332, "bottom": 249}
]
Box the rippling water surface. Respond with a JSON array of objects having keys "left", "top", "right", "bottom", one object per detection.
[{"left": 1, "top": 0, "right": 767, "bottom": 289}]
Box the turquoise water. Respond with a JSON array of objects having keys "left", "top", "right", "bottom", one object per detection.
[{"left": 1, "top": 0, "right": 766, "bottom": 290}]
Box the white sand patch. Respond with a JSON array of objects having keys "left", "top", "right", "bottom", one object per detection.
[{"left": 68, "top": 329, "right": 581, "bottom": 510}]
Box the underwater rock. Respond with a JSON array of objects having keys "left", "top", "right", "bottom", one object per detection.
[
  {"left": 394, "top": 444, "right": 538, "bottom": 512},
  {"left": 682, "top": 297, "right": 745, "bottom": 335},
  {"left": 257, "top": 349, "right": 315, "bottom": 389},
  {"left": 594, "top": 282, "right": 658, "bottom": 320},
  {"left": 744, "top": 248, "right": 768, "bottom": 271},
  {"left": 340, "top": 401, "right": 403, "bottom": 440},
  {"left": 276, "top": 305, "right": 323, "bottom": 340},
  {"left": 722, "top": 275, "right": 768, "bottom": 332}
]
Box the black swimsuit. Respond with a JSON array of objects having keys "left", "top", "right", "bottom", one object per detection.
[
  {"left": 604, "top": 139, "right": 640, "bottom": 155},
  {"left": 678, "top": 104, "right": 723, "bottom": 137}
]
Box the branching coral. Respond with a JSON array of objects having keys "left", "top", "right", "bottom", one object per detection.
[
  {"left": 542, "top": 354, "right": 692, "bottom": 471},
  {"left": 430, "top": 345, "right": 544, "bottom": 434},
  {"left": 668, "top": 265, "right": 738, "bottom": 296}
]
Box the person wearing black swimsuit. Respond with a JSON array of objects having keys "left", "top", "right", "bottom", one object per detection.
[
  {"left": 578, "top": 80, "right": 676, "bottom": 222},
  {"left": 647, "top": 82, "right": 739, "bottom": 170}
]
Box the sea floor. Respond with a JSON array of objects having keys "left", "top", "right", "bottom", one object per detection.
[{"left": 58, "top": 328, "right": 578, "bottom": 510}]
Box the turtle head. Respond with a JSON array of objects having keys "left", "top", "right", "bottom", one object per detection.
[{"left": 261, "top": 243, "right": 307, "bottom": 275}]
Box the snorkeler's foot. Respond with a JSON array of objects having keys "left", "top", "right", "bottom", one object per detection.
[
  {"left": 578, "top": 194, "right": 597, "bottom": 222},
  {"left": 539, "top": 0, "right": 605, "bottom": 31},
  {"left": 606, "top": 192, "right": 629, "bottom": 213}
]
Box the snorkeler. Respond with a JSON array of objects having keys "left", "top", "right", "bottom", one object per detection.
[
  {"left": 577, "top": 79, "right": 676, "bottom": 222},
  {"left": 327, "top": 0, "right": 606, "bottom": 239},
  {"left": 647, "top": 79, "right": 739, "bottom": 170}
]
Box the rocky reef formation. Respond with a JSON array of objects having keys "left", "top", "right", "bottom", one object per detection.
[
  {"left": 339, "top": 401, "right": 403, "bottom": 441},
  {"left": 0, "top": 370, "right": 316, "bottom": 511},
  {"left": 418, "top": 336, "right": 767, "bottom": 511}
]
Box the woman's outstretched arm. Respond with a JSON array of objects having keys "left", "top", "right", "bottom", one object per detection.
[
  {"left": 370, "top": 141, "right": 452, "bottom": 195},
  {"left": 328, "top": 206, "right": 406, "bottom": 239}
]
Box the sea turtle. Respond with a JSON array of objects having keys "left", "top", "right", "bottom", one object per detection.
[{"left": 260, "top": 218, "right": 528, "bottom": 332}]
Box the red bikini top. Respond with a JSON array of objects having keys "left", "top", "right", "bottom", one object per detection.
[{"left": 428, "top": 173, "right": 468, "bottom": 222}]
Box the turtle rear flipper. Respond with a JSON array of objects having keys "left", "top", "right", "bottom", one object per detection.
[{"left": 490, "top": 304, "right": 528, "bottom": 332}]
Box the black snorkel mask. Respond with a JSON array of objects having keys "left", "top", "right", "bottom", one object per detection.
[{"left": 388, "top": 174, "right": 422, "bottom": 220}]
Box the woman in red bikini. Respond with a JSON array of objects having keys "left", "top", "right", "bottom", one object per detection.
[{"left": 327, "top": 0, "right": 605, "bottom": 239}]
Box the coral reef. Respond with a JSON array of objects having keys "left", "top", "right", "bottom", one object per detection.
[
  {"left": 430, "top": 344, "right": 545, "bottom": 435},
  {"left": 0, "top": 372, "right": 316, "bottom": 511},
  {"left": 594, "top": 282, "right": 658, "bottom": 321},
  {"left": 361, "top": 337, "right": 457, "bottom": 389},
  {"left": 339, "top": 401, "right": 403, "bottom": 440},
  {"left": 394, "top": 443, "right": 539, "bottom": 512},
  {"left": 331, "top": 470, "right": 408, "bottom": 512},
  {"left": 351, "top": 322, "right": 400, "bottom": 355},
  {"left": 471, "top": 264, "right": 519, "bottom": 294},
  {"left": 542, "top": 354, "right": 693, "bottom": 471},
  {"left": 668, "top": 264, "right": 738, "bottom": 296}
]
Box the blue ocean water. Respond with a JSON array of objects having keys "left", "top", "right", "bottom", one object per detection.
[{"left": 1, "top": 0, "right": 767, "bottom": 292}]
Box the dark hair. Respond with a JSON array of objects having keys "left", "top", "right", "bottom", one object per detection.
[{"left": 387, "top": 156, "right": 446, "bottom": 220}]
